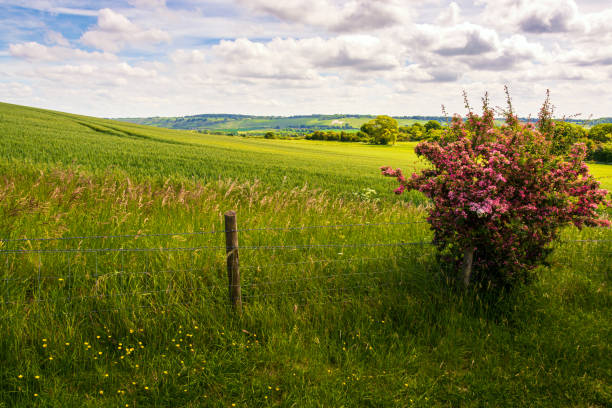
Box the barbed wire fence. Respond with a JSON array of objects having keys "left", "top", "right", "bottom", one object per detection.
[{"left": 0, "top": 211, "right": 610, "bottom": 319}]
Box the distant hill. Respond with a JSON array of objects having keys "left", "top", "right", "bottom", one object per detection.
[
  {"left": 114, "top": 114, "right": 442, "bottom": 133},
  {"left": 587, "top": 117, "right": 612, "bottom": 125},
  {"left": 115, "top": 113, "right": 612, "bottom": 133}
]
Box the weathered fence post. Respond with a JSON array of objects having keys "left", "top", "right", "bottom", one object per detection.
[
  {"left": 462, "top": 247, "right": 475, "bottom": 288},
  {"left": 224, "top": 210, "right": 242, "bottom": 314}
]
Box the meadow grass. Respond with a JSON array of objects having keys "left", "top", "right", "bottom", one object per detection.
[{"left": 0, "top": 102, "right": 611, "bottom": 407}]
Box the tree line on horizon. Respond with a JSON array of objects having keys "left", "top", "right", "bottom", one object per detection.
[{"left": 266, "top": 116, "right": 612, "bottom": 162}]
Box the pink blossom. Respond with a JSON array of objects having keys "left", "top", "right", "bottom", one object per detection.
[{"left": 381, "top": 94, "right": 610, "bottom": 287}]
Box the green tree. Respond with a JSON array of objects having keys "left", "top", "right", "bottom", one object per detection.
[
  {"left": 588, "top": 123, "right": 612, "bottom": 143},
  {"left": 360, "top": 115, "right": 399, "bottom": 145},
  {"left": 408, "top": 123, "right": 425, "bottom": 141},
  {"left": 424, "top": 120, "right": 442, "bottom": 132},
  {"left": 551, "top": 121, "right": 588, "bottom": 155}
]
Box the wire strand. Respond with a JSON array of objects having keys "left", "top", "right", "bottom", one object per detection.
[
  {"left": 0, "top": 241, "right": 433, "bottom": 254},
  {"left": 0, "top": 221, "right": 428, "bottom": 243}
]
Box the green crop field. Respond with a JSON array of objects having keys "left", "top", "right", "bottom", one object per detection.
[{"left": 0, "top": 101, "right": 611, "bottom": 407}]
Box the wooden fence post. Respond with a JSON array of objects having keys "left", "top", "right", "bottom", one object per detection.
[
  {"left": 224, "top": 210, "right": 242, "bottom": 314},
  {"left": 462, "top": 247, "right": 475, "bottom": 288}
]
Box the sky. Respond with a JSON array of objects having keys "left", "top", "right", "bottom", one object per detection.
[{"left": 1, "top": 0, "right": 611, "bottom": 118}]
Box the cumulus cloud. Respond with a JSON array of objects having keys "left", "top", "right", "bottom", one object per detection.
[
  {"left": 128, "top": 0, "right": 166, "bottom": 8},
  {"left": 436, "top": 2, "right": 460, "bottom": 26},
  {"left": 560, "top": 47, "right": 612, "bottom": 67},
  {"left": 237, "top": 0, "right": 414, "bottom": 32},
  {"left": 463, "top": 35, "right": 545, "bottom": 71},
  {"left": 212, "top": 35, "right": 401, "bottom": 81},
  {"left": 520, "top": 65, "right": 602, "bottom": 82},
  {"left": 171, "top": 49, "right": 206, "bottom": 64},
  {"left": 435, "top": 24, "right": 498, "bottom": 56},
  {"left": 0, "top": 81, "right": 33, "bottom": 98},
  {"left": 80, "top": 8, "right": 170, "bottom": 52},
  {"left": 428, "top": 68, "right": 461, "bottom": 82},
  {"left": 44, "top": 30, "right": 70, "bottom": 47},
  {"left": 478, "top": 0, "right": 587, "bottom": 34},
  {"left": 213, "top": 38, "right": 320, "bottom": 80},
  {"left": 9, "top": 42, "right": 117, "bottom": 62},
  {"left": 517, "top": 1, "right": 583, "bottom": 33},
  {"left": 584, "top": 8, "right": 612, "bottom": 36},
  {"left": 28, "top": 62, "right": 158, "bottom": 89}
]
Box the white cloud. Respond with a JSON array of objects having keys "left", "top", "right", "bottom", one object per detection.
[
  {"left": 520, "top": 65, "right": 603, "bottom": 82},
  {"left": 463, "top": 34, "right": 546, "bottom": 71},
  {"left": 44, "top": 30, "right": 70, "bottom": 47},
  {"left": 213, "top": 38, "right": 320, "bottom": 80},
  {"left": 171, "top": 49, "right": 206, "bottom": 64},
  {"left": 559, "top": 46, "right": 612, "bottom": 67},
  {"left": 516, "top": 0, "right": 584, "bottom": 33},
  {"left": 80, "top": 8, "right": 170, "bottom": 52},
  {"left": 237, "top": 0, "right": 414, "bottom": 32},
  {"left": 212, "top": 35, "right": 401, "bottom": 81},
  {"left": 26, "top": 62, "right": 159, "bottom": 90},
  {"left": 586, "top": 9, "right": 612, "bottom": 31},
  {"left": 435, "top": 23, "right": 498, "bottom": 56},
  {"left": 128, "top": 0, "right": 167, "bottom": 8},
  {"left": 9, "top": 42, "right": 117, "bottom": 62},
  {"left": 478, "top": 0, "right": 596, "bottom": 34},
  {"left": 0, "top": 81, "right": 33, "bottom": 98},
  {"left": 436, "top": 2, "right": 460, "bottom": 26}
]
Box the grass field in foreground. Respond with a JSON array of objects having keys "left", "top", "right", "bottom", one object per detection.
[{"left": 0, "top": 102, "right": 610, "bottom": 407}]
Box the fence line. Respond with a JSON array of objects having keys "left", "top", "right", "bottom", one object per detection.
[
  {"left": 0, "top": 220, "right": 429, "bottom": 243},
  {"left": 244, "top": 268, "right": 404, "bottom": 289},
  {"left": 241, "top": 255, "right": 412, "bottom": 271},
  {"left": 0, "top": 241, "right": 432, "bottom": 254},
  {"left": 4, "top": 237, "right": 607, "bottom": 254},
  {"left": 558, "top": 239, "right": 612, "bottom": 243},
  {"left": 1, "top": 266, "right": 209, "bottom": 283},
  {"left": 0, "top": 229, "right": 221, "bottom": 243},
  {"left": 1, "top": 283, "right": 220, "bottom": 307},
  {"left": 1, "top": 214, "right": 610, "bottom": 318},
  {"left": 0, "top": 245, "right": 223, "bottom": 254},
  {"left": 242, "top": 281, "right": 397, "bottom": 300},
  {"left": 1, "top": 221, "right": 608, "bottom": 246},
  {"left": 1, "top": 254, "right": 414, "bottom": 283},
  {"left": 0, "top": 259, "right": 415, "bottom": 306}
]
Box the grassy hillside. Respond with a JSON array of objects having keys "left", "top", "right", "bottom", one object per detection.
[
  {"left": 0, "top": 102, "right": 611, "bottom": 407},
  {"left": 0, "top": 102, "right": 431, "bottom": 203}
]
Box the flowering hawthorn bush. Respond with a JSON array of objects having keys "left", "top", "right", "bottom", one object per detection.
[{"left": 382, "top": 93, "right": 610, "bottom": 287}]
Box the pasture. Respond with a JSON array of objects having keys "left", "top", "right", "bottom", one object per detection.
[{"left": 0, "top": 102, "right": 610, "bottom": 407}]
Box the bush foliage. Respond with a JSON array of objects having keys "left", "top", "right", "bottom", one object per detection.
[{"left": 382, "top": 91, "right": 610, "bottom": 288}]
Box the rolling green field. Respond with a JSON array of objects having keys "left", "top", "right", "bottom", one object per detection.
[{"left": 0, "top": 101, "right": 611, "bottom": 407}]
